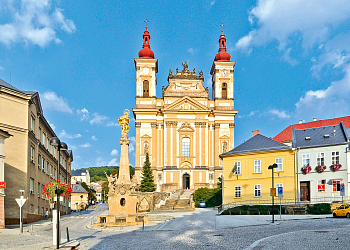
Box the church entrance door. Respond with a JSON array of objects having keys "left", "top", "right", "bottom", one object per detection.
[{"left": 183, "top": 174, "right": 190, "bottom": 189}]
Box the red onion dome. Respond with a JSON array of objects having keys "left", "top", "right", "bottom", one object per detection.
[
  {"left": 138, "top": 27, "right": 154, "bottom": 59},
  {"left": 214, "top": 33, "right": 231, "bottom": 62}
]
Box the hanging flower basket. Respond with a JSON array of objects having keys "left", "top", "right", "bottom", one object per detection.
[
  {"left": 302, "top": 165, "right": 311, "bottom": 174},
  {"left": 43, "top": 180, "right": 72, "bottom": 203},
  {"left": 331, "top": 164, "right": 342, "bottom": 171},
  {"left": 316, "top": 165, "right": 326, "bottom": 173}
]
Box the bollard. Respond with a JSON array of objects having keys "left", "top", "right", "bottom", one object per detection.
[
  {"left": 120, "top": 219, "right": 123, "bottom": 230},
  {"left": 142, "top": 217, "right": 145, "bottom": 231},
  {"left": 104, "top": 219, "right": 105, "bottom": 228},
  {"left": 66, "top": 227, "right": 70, "bottom": 242}
]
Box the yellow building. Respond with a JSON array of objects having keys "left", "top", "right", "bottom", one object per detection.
[
  {"left": 220, "top": 132, "right": 296, "bottom": 205},
  {"left": 71, "top": 183, "right": 89, "bottom": 210},
  {"left": 0, "top": 79, "right": 73, "bottom": 224},
  {"left": 133, "top": 28, "right": 237, "bottom": 192}
]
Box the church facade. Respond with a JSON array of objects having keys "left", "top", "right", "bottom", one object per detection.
[{"left": 132, "top": 27, "right": 238, "bottom": 192}]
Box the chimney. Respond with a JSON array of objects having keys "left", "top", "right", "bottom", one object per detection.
[
  {"left": 299, "top": 120, "right": 303, "bottom": 124},
  {"left": 252, "top": 130, "right": 259, "bottom": 137},
  {"left": 313, "top": 118, "right": 317, "bottom": 121}
]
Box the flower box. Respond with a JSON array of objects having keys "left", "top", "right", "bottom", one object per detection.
[
  {"left": 316, "top": 165, "right": 326, "bottom": 173},
  {"left": 43, "top": 180, "right": 72, "bottom": 203},
  {"left": 302, "top": 165, "right": 311, "bottom": 174},
  {"left": 331, "top": 164, "right": 342, "bottom": 171}
]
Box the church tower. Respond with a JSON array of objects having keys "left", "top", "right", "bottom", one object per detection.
[
  {"left": 134, "top": 27, "right": 158, "bottom": 99},
  {"left": 210, "top": 31, "right": 236, "bottom": 101}
]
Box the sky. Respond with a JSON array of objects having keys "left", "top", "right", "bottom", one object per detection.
[{"left": 1, "top": 0, "right": 350, "bottom": 170}]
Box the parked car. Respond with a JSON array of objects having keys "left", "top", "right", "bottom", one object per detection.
[
  {"left": 198, "top": 201, "right": 206, "bottom": 208},
  {"left": 333, "top": 204, "right": 350, "bottom": 217}
]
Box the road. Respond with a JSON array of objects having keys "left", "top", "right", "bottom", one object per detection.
[{"left": 1, "top": 207, "right": 350, "bottom": 249}]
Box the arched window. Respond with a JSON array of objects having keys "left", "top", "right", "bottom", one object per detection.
[
  {"left": 182, "top": 137, "right": 190, "bottom": 157},
  {"left": 222, "top": 83, "right": 227, "bottom": 99},
  {"left": 143, "top": 80, "right": 149, "bottom": 97},
  {"left": 143, "top": 141, "right": 149, "bottom": 155},
  {"left": 222, "top": 142, "right": 227, "bottom": 153}
]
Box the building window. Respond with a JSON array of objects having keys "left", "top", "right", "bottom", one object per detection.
[
  {"left": 41, "top": 207, "right": 44, "bottom": 216},
  {"left": 182, "top": 137, "right": 190, "bottom": 157},
  {"left": 42, "top": 184, "right": 45, "bottom": 199},
  {"left": 42, "top": 158, "right": 45, "bottom": 172},
  {"left": 316, "top": 153, "right": 325, "bottom": 166},
  {"left": 199, "top": 172, "right": 202, "bottom": 182},
  {"left": 209, "top": 173, "right": 214, "bottom": 181},
  {"left": 143, "top": 80, "right": 149, "bottom": 97},
  {"left": 38, "top": 155, "right": 41, "bottom": 169},
  {"left": 30, "top": 205, "right": 33, "bottom": 213},
  {"left": 30, "top": 178, "right": 34, "bottom": 194},
  {"left": 254, "top": 185, "right": 261, "bottom": 197},
  {"left": 222, "top": 83, "right": 227, "bottom": 99},
  {"left": 47, "top": 138, "right": 49, "bottom": 149},
  {"left": 233, "top": 162, "right": 241, "bottom": 175},
  {"left": 53, "top": 168, "right": 56, "bottom": 179},
  {"left": 37, "top": 182, "right": 40, "bottom": 197},
  {"left": 46, "top": 162, "right": 49, "bottom": 175},
  {"left": 30, "top": 116, "right": 35, "bottom": 132},
  {"left": 39, "top": 127, "right": 41, "bottom": 141},
  {"left": 302, "top": 154, "right": 310, "bottom": 167},
  {"left": 275, "top": 158, "right": 283, "bottom": 172},
  {"left": 254, "top": 160, "right": 261, "bottom": 173},
  {"left": 170, "top": 172, "right": 173, "bottom": 182},
  {"left": 318, "top": 180, "right": 326, "bottom": 192},
  {"left": 30, "top": 146, "right": 35, "bottom": 163},
  {"left": 50, "top": 165, "right": 53, "bottom": 177},
  {"left": 332, "top": 151, "right": 340, "bottom": 165},
  {"left": 222, "top": 142, "right": 227, "bottom": 153},
  {"left": 333, "top": 180, "right": 341, "bottom": 192},
  {"left": 158, "top": 174, "right": 162, "bottom": 182},
  {"left": 42, "top": 133, "right": 46, "bottom": 147},
  {"left": 235, "top": 186, "right": 241, "bottom": 198},
  {"left": 143, "top": 141, "right": 149, "bottom": 155}
]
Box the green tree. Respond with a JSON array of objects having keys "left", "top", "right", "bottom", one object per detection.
[
  {"left": 81, "top": 182, "right": 96, "bottom": 202},
  {"left": 140, "top": 153, "right": 155, "bottom": 192},
  {"left": 217, "top": 176, "right": 222, "bottom": 188}
]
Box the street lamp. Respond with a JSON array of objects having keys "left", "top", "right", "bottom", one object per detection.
[
  {"left": 50, "top": 137, "right": 67, "bottom": 249},
  {"left": 268, "top": 163, "right": 278, "bottom": 223}
]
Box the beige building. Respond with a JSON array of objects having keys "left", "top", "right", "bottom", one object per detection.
[
  {"left": 133, "top": 28, "right": 237, "bottom": 192},
  {"left": 71, "top": 169, "right": 90, "bottom": 186},
  {"left": 71, "top": 183, "right": 88, "bottom": 210},
  {"left": 0, "top": 129, "right": 11, "bottom": 228},
  {"left": 0, "top": 79, "right": 73, "bottom": 224}
]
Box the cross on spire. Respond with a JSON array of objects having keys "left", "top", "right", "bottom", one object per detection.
[
  {"left": 220, "top": 23, "right": 225, "bottom": 33},
  {"left": 144, "top": 19, "right": 149, "bottom": 28}
]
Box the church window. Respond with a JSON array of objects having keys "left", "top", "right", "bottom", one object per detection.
[
  {"left": 222, "top": 142, "right": 227, "bottom": 153},
  {"left": 222, "top": 83, "right": 227, "bottom": 99},
  {"left": 143, "top": 80, "right": 149, "bottom": 97},
  {"left": 182, "top": 137, "right": 190, "bottom": 157},
  {"left": 120, "top": 198, "right": 126, "bottom": 206},
  {"left": 144, "top": 141, "right": 149, "bottom": 155}
]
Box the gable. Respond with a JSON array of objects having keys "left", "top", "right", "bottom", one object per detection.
[{"left": 164, "top": 96, "right": 209, "bottom": 111}]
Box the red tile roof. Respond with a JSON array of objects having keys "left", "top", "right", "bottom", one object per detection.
[{"left": 273, "top": 116, "right": 350, "bottom": 143}]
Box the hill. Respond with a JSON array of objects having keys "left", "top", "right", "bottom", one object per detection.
[{"left": 79, "top": 166, "right": 135, "bottom": 182}]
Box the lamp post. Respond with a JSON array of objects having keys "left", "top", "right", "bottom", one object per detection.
[
  {"left": 50, "top": 137, "right": 67, "bottom": 249},
  {"left": 268, "top": 163, "right": 278, "bottom": 223}
]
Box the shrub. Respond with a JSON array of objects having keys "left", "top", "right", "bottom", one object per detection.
[
  {"left": 192, "top": 187, "right": 222, "bottom": 207},
  {"left": 306, "top": 203, "right": 331, "bottom": 214}
]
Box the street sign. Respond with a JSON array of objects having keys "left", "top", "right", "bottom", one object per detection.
[
  {"left": 270, "top": 188, "right": 276, "bottom": 196},
  {"left": 0, "top": 182, "right": 6, "bottom": 189},
  {"left": 278, "top": 187, "right": 283, "bottom": 199},
  {"left": 15, "top": 198, "right": 26, "bottom": 208},
  {"left": 340, "top": 183, "right": 345, "bottom": 192}
]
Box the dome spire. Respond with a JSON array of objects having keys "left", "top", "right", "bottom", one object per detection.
[
  {"left": 138, "top": 19, "right": 154, "bottom": 59},
  {"left": 214, "top": 24, "right": 231, "bottom": 62}
]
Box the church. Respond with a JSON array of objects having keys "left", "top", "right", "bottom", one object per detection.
[{"left": 132, "top": 27, "right": 237, "bottom": 192}]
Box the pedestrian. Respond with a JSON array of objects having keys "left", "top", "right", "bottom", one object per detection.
[{"left": 45, "top": 210, "right": 48, "bottom": 220}]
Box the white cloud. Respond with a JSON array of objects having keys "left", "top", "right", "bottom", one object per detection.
[
  {"left": 80, "top": 143, "right": 91, "bottom": 148},
  {"left": 59, "top": 130, "right": 81, "bottom": 139},
  {"left": 129, "top": 136, "right": 136, "bottom": 153},
  {"left": 187, "top": 48, "right": 198, "bottom": 55},
  {"left": 77, "top": 108, "right": 89, "bottom": 121},
  {"left": 210, "top": 1, "right": 216, "bottom": 6},
  {"left": 41, "top": 91, "right": 73, "bottom": 114},
  {"left": 107, "top": 158, "right": 118, "bottom": 166},
  {"left": 91, "top": 135, "right": 98, "bottom": 141},
  {"left": 106, "top": 121, "right": 119, "bottom": 127},
  {"left": 69, "top": 145, "right": 77, "bottom": 150},
  {"left": 110, "top": 149, "right": 118, "bottom": 156},
  {"left": 90, "top": 112, "right": 108, "bottom": 125},
  {"left": 268, "top": 109, "right": 291, "bottom": 119},
  {"left": 0, "top": 0, "right": 76, "bottom": 47}
]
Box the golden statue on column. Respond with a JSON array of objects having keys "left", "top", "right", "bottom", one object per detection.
[{"left": 118, "top": 109, "right": 130, "bottom": 134}]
